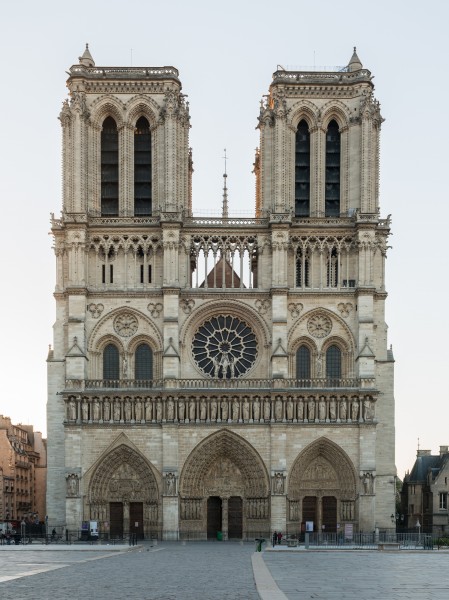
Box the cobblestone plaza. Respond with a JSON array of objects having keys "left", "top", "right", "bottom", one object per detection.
[{"left": 1, "top": 543, "right": 449, "bottom": 599}]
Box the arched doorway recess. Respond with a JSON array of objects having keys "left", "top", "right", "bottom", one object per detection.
[
  {"left": 288, "top": 438, "right": 357, "bottom": 534},
  {"left": 179, "top": 430, "right": 270, "bottom": 539},
  {"left": 88, "top": 444, "right": 160, "bottom": 539}
]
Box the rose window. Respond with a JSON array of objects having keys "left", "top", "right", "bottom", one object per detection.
[{"left": 192, "top": 315, "right": 258, "bottom": 378}]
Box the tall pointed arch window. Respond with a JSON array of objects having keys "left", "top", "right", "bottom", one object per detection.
[
  {"left": 325, "top": 120, "right": 340, "bottom": 217},
  {"left": 327, "top": 247, "right": 339, "bottom": 288},
  {"left": 101, "top": 117, "right": 119, "bottom": 216},
  {"left": 295, "top": 120, "right": 310, "bottom": 217},
  {"left": 296, "top": 247, "right": 310, "bottom": 288},
  {"left": 134, "top": 117, "right": 152, "bottom": 216},
  {"left": 103, "top": 343, "right": 120, "bottom": 380},
  {"left": 296, "top": 345, "right": 311, "bottom": 380},
  {"left": 135, "top": 343, "right": 153, "bottom": 380},
  {"left": 326, "top": 345, "right": 341, "bottom": 380}
]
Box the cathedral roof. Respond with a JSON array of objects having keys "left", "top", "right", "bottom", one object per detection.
[
  {"left": 348, "top": 47, "right": 363, "bottom": 72},
  {"left": 200, "top": 256, "right": 244, "bottom": 289},
  {"left": 79, "top": 43, "right": 95, "bottom": 67}
]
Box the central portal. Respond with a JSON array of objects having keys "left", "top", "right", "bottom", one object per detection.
[
  {"left": 207, "top": 496, "right": 222, "bottom": 539},
  {"left": 228, "top": 497, "right": 243, "bottom": 538}
]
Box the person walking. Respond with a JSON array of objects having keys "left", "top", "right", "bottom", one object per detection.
[
  {"left": 272, "top": 530, "right": 277, "bottom": 546},
  {"left": 277, "top": 531, "right": 283, "bottom": 545}
]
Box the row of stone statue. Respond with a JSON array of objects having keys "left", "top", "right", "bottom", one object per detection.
[
  {"left": 288, "top": 499, "right": 355, "bottom": 522},
  {"left": 66, "top": 394, "right": 375, "bottom": 424}
]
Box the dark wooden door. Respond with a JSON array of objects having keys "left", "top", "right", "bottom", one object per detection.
[
  {"left": 322, "top": 496, "right": 337, "bottom": 533},
  {"left": 130, "top": 502, "right": 144, "bottom": 539},
  {"left": 228, "top": 497, "right": 242, "bottom": 539},
  {"left": 302, "top": 496, "right": 317, "bottom": 531},
  {"left": 110, "top": 502, "right": 123, "bottom": 539},
  {"left": 207, "top": 497, "right": 222, "bottom": 539}
]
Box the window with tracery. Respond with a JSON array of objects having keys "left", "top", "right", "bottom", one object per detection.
[
  {"left": 103, "top": 343, "right": 120, "bottom": 380},
  {"left": 296, "top": 247, "right": 310, "bottom": 287},
  {"left": 192, "top": 315, "right": 258, "bottom": 378},
  {"left": 101, "top": 117, "right": 119, "bottom": 216},
  {"left": 296, "top": 345, "right": 311, "bottom": 379},
  {"left": 135, "top": 343, "right": 153, "bottom": 380},
  {"left": 326, "top": 345, "right": 341, "bottom": 379},
  {"left": 134, "top": 117, "right": 152, "bottom": 216},
  {"left": 326, "top": 247, "right": 339, "bottom": 288},
  {"left": 325, "top": 120, "right": 340, "bottom": 217},
  {"left": 295, "top": 120, "right": 310, "bottom": 217}
]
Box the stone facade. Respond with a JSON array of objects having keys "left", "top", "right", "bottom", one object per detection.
[
  {"left": 0, "top": 415, "right": 47, "bottom": 523},
  {"left": 47, "top": 46, "right": 396, "bottom": 539}
]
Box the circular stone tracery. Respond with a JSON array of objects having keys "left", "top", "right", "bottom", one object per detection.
[
  {"left": 307, "top": 314, "right": 332, "bottom": 338},
  {"left": 192, "top": 315, "right": 258, "bottom": 378},
  {"left": 113, "top": 312, "right": 138, "bottom": 337}
]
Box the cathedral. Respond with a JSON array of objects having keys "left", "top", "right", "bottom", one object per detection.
[{"left": 47, "top": 46, "right": 396, "bottom": 540}]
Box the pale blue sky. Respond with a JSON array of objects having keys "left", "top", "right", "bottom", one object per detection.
[{"left": 0, "top": 0, "right": 447, "bottom": 478}]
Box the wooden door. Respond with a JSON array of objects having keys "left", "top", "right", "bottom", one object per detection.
[
  {"left": 109, "top": 502, "right": 123, "bottom": 539},
  {"left": 130, "top": 502, "right": 144, "bottom": 539},
  {"left": 207, "top": 497, "right": 222, "bottom": 539},
  {"left": 302, "top": 496, "right": 317, "bottom": 531},
  {"left": 228, "top": 497, "right": 242, "bottom": 539},
  {"left": 322, "top": 496, "right": 337, "bottom": 533}
]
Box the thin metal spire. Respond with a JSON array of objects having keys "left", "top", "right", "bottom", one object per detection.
[{"left": 222, "top": 148, "right": 229, "bottom": 220}]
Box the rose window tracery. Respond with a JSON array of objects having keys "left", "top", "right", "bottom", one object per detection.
[
  {"left": 192, "top": 315, "right": 258, "bottom": 378},
  {"left": 113, "top": 313, "right": 138, "bottom": 337},
  {"left": 307, "top": 314, "right": 332, "bottom": 338}
]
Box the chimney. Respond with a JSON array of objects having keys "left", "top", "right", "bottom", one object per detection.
[
  {"left": 439, "top": 446, "right": 449, "bottom": 457},
  {"left": 417, "top": 449, "right": 432, "bottom": 457}
]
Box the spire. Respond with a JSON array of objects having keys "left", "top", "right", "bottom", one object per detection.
[
  {"left": 222, "top": 148, "right": 229, "bottom": 220},
  {"left": 348, "top": 46, "right": 362, "bottom": 72},
  {"left": 79, "top": 43, "right": 95, "bottom": 67}
]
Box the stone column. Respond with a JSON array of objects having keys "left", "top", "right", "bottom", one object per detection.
[{"left": 221, "top": 497, "right": 229, "bottom": 541}]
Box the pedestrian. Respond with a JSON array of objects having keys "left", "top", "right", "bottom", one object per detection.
[
  {"left": 277, "top": 531, "right": 283, "bottom": 545},
  {"left": 272, "top": 530, "right": 277, "bottom": 546}
]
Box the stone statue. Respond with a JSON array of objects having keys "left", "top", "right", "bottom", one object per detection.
[
  {"left": 200, "top": 398, "right": 207, "bottom": 420},
  {"left": 69, "top": 399, "right": 76, "bottom": 421},
  {"left": 329, "top": 398, "right": 336, "bottom": 421},
  {"left": 339, "top": 398, "right": 347, "bottom": 421},
  {"left": 253, "top": 398, "right": 260, "bottom": 421},
  {"left": 319, "top": 397, "right": 326, "bottom": 421},
  {"left": 189, "top": 399, "right": 196, "bottom": 421},
  {"left": 297, "top": 400, "right": 304, "bottom": 421},
  {"left": 135, "top": 399, "right": 142, "bottom": 421},
  {"left": 307, "top": 398, "right": 315, "bottom": 420},
  {"left": 145, "top": 399, "right": 152, "bottom": 421},
  {"left": 274, "top": 472, "right": 284, "bottom": 494},
  {"left": 67, "top": 474, "right": 78, "bottom": 497},
  {"left": 275, "top": 398, "right": 282, "bottom": 421},
  {"left": 113, "top": 401, "right": 121, "bottom": 421},
  {"left": 221, "top": 399, "right": 228, "bottom": 420},
  {"left": 243, "top": 398, "right": 250, "bottom": 420},
  {"left": 264, "top": 398, "right": 271, "bottom": 420},
  {"left": 93, "top": 399, "right": 100, "bottom": 421},
  {"left": 123, "top": 356, "right": 128, "bottom": 378},
  {"left": 103, "top": 399, "right": 111, "bottom": 421},
  {"left": 166, "top": 473, "right": 176, "bottom": 495},
  {"left": 178, "top": 398, "right": 185, "bottom": 421},
  {"left": 351, "top": 398, "right": 359, "bottom": 421},
  {"left": 232, "top": 397, "right": 239, "bottom": 421},
  {"left": 167, "top": 398, "right": 174, "bottom": 420},
  {"left": 362, "top": 473, "right": 373, "bottom": 494},
  {"left": 82, "top": 400, "right": 89, "bottom": 421},
  {"left": 124, "top": 399, "right": 132, "bottom": 421},
  {"left": 156, "top": 399, "right": 163, "bottom": 421},
  {"left": 364, "top": 397, "right": 373, "bottom": 420},
  {"left": 286, "top": 398, "right": 293, "bottom": 420},
  {"left": 210, "top": 398, "right": 218, "bottom": 421}
]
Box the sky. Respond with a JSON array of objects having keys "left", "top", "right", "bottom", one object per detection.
[{"left": 0, "top": 0, "right": 447, "bottom": 479}]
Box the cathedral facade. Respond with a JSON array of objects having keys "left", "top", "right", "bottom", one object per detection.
[{"left": 47, "top": 46, "right": 396, "bottom": 539}]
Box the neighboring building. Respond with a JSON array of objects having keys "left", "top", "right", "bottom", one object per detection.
[
  {"left": 47, "top": 46, "right": 395, "bottom": 539},
  {"left": 0, "top": 416, "right": 47, "bottom": 524},
  {"left": 401, "top": 447, "right": 449, "bottom": 536}
]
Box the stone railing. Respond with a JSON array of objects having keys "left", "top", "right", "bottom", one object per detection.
[
  {"left": 65, "top": 377, "right": 375, "bottom": 392},
  {"left": 185, "top": 217, "right": 269, "bottom": 227},
  {"left": 64, "top": 391, "right": 376, "bottom": 425}
]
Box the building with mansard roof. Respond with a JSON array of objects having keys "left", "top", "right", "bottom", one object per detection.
[{"left": 47, "top": 46, "right": 396, "bottom": 539}]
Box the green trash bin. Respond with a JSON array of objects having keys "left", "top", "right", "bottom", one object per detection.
[{"left": 217, "top": 531, "right": 223, "bottom": 541}]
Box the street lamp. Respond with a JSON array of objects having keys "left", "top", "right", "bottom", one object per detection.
[{"left": 416, "top": 519, "right": 421, "bottom": 545}]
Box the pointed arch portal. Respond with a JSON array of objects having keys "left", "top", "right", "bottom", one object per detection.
[
  {"left": 88, "top": 444, "right": 160, "bottom": 539},
  {"left": 288, "top": 438, "right": 357, "bottom": 533},
  {"left": 179, "top": 430, "right": 270, "bottom": 539}
]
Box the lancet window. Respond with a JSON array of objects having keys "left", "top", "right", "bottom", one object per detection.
[
  {"left": 326, "top": 345, "right": 342, "bottom": 379},
  {"left": 295, "top": 247, "right": 310, "bottom": 288},
  {"left": 296, "top": 346, "right": 311, "bottom": 379},
  {"left": 101, "top": 117, "right": 119, "bottom": 216},
  {"left": 134, "top": 117, "right": 152, "bottom": 216},
  {"left": 295, "top": 120, "right": 310, "bottom": 217},
  {"left": 325, "top": 120, "right": 340, "bottom": 217},
  {"left": 135, "top": 343, "right": 153, "bottom": 380},
  {"left": 326, "top": 247, "right": 339, "bottom": 288},
  {"left": 103, "top": 344, "right": 120, "bottom": 380}
]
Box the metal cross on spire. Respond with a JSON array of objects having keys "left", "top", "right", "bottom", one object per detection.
[{"left": 222, "top": 148, "right": 229, "bottom": 220}]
